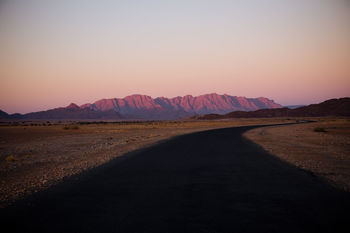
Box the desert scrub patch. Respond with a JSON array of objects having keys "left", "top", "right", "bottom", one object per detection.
[
  {"left": 63, "top": 125, "right": 80, "bottom": 130},
  {"left": 70, "top": 125, "right": 80, "bottom": 130},
  {"left": 5, "top": 155, "right": 18, "bottom": 162},
  {"left": 126, "top": 138, "right": 137, "bottom": 143},
  {"left": 313, "top": 127, "right": 327, "bottom": 133}
]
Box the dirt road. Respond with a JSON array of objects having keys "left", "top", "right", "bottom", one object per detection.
[{"left": 1, "top": 125, "right": 350, "bottom": 233}]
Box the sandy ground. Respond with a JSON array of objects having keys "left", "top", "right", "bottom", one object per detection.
[
  {"left": 0, "top": 119, "right": 292, "bottom": 207},
  {"left": 244, "top": 118, "right": 350, "bottom": 191}
]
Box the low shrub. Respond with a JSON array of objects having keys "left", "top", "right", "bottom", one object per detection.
[
  {"left": 63, "top": 125, "right": 80, "bottom": 130},
  {"left": 5, "top": 155, "right": 18, "bottom": 162},
  {"left": 313, "top": 127, "right": 327, "bottom": 133},
  {"left": 70, "top": 125, "right": 80, "bottom": 130}
]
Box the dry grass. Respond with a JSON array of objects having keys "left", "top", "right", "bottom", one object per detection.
[{"left": 244, "top": 118, "right": 350, "bottom": 191}]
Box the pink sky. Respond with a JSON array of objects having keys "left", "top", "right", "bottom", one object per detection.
[{"left": 0, "top": 0, "right": 349, "bottom": 114}]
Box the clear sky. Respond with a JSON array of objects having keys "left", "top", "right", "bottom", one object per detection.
[{"left": 1, "top": 0, "right": 349, "bottom": 113}]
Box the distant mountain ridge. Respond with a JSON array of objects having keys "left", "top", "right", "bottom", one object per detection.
[
  {"left": 0, "top": 109, "right": 9, "bottom": 119},
  {"left": 0, "top": 93, "right": 282, "bottom": 120},
  {"left": 284, "top": 105, "right": 305, "bottom": 109},
  {"left": 81, "top": 94, "right": 281, "bottom": 116},
  {"left": 195, "top": 98, "right": 350, "bottom": 120}
]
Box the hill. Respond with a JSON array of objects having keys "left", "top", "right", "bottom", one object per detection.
[{"left": 195, "top": 98, "right": 350, "bottom": 120}]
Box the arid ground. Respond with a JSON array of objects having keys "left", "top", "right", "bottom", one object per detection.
[
  {"left": 2, "top": 123, "right": 349, "bottom": 233},
  {"left": 0, "top": 118, "right": 294, "bottom": 207},
  {"left": 245, "top": 118, "right": 350, "bottom": 191}
]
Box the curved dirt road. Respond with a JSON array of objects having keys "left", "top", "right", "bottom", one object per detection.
[{"left": 2, "top": 125, "right": 350, "bottom": 233}]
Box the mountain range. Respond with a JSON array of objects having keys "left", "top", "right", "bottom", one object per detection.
[
  {"left": 0, "top": 93, "right": 281, "bottom": 120},
  {"left": 195, "top": 97, "right": 350, "bottom": 119}
]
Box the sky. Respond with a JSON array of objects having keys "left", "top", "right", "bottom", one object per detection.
[{"left": 0, "top": 0, "right": 349, "bottom": 114}]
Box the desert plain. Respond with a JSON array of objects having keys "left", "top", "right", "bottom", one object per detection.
[
  {"left": 0, "top": 117, "right": 349, "bottom": 207},
  {"left": 245, "top": 118, "right": 350, "bottom": 191}
]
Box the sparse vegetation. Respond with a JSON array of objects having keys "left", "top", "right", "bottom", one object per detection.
[
  {"left": 63, "top": 125, "right": 80, "bottom": 130},
  {"left": 70, "top": 125, "right": 79, "bottom": 130},
  {"left": 5, "top": 155, "right": 18, "bottom": 162},
  {"left": 313, "top": 127, "right": 327, "bottom": 133}
]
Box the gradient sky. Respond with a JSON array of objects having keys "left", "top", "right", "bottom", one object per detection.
[{"left": 1, "top": 0, "right": 349, "bottom": 114}]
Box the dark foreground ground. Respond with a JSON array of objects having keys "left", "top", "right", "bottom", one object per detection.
[{"left": 1, "top": 125, "right": 350, "bottom": 233}]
